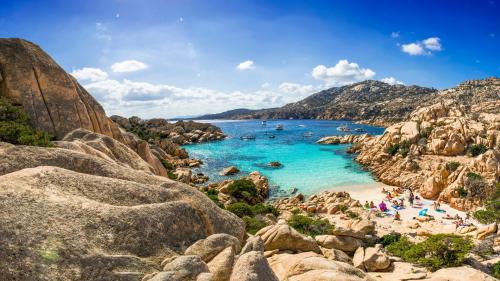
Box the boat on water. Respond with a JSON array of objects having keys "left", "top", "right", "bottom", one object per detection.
[
  {"left": 261, "top": 120, "right": 267, "bottom": 126},
  {"left": 240, "top": 135, "right": 256, "bottom": 140},
  {"left": 337, "top": 124, "right": 351, "bottom": 132},
  {"left": 355, "top": 128, "right": 366, "bottom": 132},
  {"left": 275, "top": 124, "right": 284, "bottom": 130},
  {"left": 302, "top": 132, "right": 313, "bottom": 137},
  {"left": 268, "top": 135, "right": 276, "bottom": 139}
]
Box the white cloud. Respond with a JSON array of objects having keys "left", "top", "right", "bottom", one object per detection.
[
  {"left": 391, "top": 31, "right": 400, "bottom": 38},
  {"left": 401, "top": 43, "right": 426, "bottom": 56},
  {"left": 236, "top": 60, "right": 255, "bottom": 71},
  {"left": 311, "top": 60, "right": 375, "bottom": 86},
  {"left": 381, "top": 77, "right": 405, "bottom": 85},
  {"left": 70, "top": 67, "right": 108, "bottom": 82},
  {"left": 401, "top": 37, "right": 442, "bottom": 56},
  {"left": 422, "top": 37, "right": 442, "bottom": 51},
  {"left": 278, "top": 83, "right": 316, "bottom": 96},
  {"left": 261, "top": 82, "right": 271, "bottom": 89},
  {"left": 111, "top": 60, "right": 148, "bottom": 73}
]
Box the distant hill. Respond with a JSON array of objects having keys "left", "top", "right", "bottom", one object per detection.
[
  {"left": 193, "top": 80, "right": 439, "bottom": 126},
  {"left": 194, "top": 108, "right": 265, "bottom": 120}
]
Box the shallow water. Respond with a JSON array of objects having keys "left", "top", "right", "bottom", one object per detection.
[{"left": 183, "top": 120, "right": 385, "bottom": 197}]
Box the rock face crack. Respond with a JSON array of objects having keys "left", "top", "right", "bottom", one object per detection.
[{"left": 32, "top": 66, "right": 57, "bottom": 134}]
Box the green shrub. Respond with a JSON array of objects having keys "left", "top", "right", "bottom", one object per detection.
[
  {"left": 346, "top": 210, "right": 360, "bottom": 219},
  {"left": 446, "top": 161, "right": 460, "bottom": 172},
  {"left": 287, "top": 214, "right": 334, "bottom": 237},
  {"left": 227, "top": 179, "right": 258, "bottom": 202},
  {"left": 243, "top": 216, "right": 268, "bottom": 235},
  {"left": 167, "top": 170, "right": 177, "bottom": 180},
  {"left": 161, "top": 160, "right": 174, "bottom": 170},
  {"left": 386, "top": 236, "right": 414, "bottom": 257},
  {"left": 0, "top": 98, "right": 54, "bottom": 147},
  {"left": 338, "top": 204, "right": 348, "bottom": 213},
  {"left": 466, "top": 172, "right": 482, "bottom": 180},
  {"left": 204, "top": 189, "right": 222, "bottom": 207},
  {"left": 456, "top": 186, "right": 468, "bottom": 198},
  {"left": 399, "top": 141, "right": 410, "bottom": 157},
  {"left": 251, "top": 203, "right": 280, "bottom": 217},
  {"left": 380, "top": 233, "right": 401, "bottom": 247},
  {"left": 226, "top": 202, "right": 254, "bottom": 218},
  {"left": 469, "top": 144, "right": 488, "bottom": 157},
  {"left": 387, "top": 234, "right": 473, "bottom": 271},
  {"left": 473, "top": 183, "right": 500, "bottom": 224},
  {"left": 492, "top": 261, "right": 500, "bottom": 279},
  {"left": 420, "top": 126, "right": 433, "bottom": 139},
  {"left": 386, "top": 144, "right": 400, "bottom": 156}
]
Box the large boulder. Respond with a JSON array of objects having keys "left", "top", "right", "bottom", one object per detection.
[
  {"left": 0, "top": 166, "right": 245, "bottom": 280},
  {"left": 268, "top": 252, "right": 375, "bottom": 281},
  {"left": 229, "top": 251, "right": 278, "bottom": 281},
  {"left": 161, "top": 255, "right": 209, "bottom": 280},
  {"left": 0, "top": 38, "right": 124, "bottom": 141},
  {"left": 428, "top": 265, "right": 497, "bottom": 281},
  {"left": 207, "top": 247, "right": 235, "bottom": 281},
  {"left": 255, "top": 222, "right": 321, "bottom": 253},
  {"left": 362, "top": 245, "right": 391, "bottom": 272},
  {"left": 315, "top": 235, "right": 364, "bottom": 253},
  {"left": 184, "top": 233, "right": 241, "bottom": 262}
]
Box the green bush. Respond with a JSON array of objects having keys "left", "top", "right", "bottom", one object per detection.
[
  {"left": 167, "top": 170, "right": 177, "bottom": 180},
  {"left": 204, "top": 189, "right": 223, "bottom": 207},
  {"left": 287, "top": 214, "right": 334, "bottom": 237},
  {"left": 466, "top": 172, "right": 482, "bottom": 180},
  {"left": 243, "top": 216, "right": 268, "bottom": 235},
  {"left": 161, "top": 159, "right": 174, "bottom": 170},
  {"left": 346, "top": 210, "right": 360, "bottom": 219},
  {"left": 386, "top": 144, "right": 400, "bottom": 156},
  {"left": 379, "top": 233, "right": 401, "bottom": 247},
  {"left": 227, "top": 179, "right": 258, "bottom": 202},
  {"left": 456, "top": 186, "right": 468, "bottom": 198},
  {"left": 387, "top": 234, "right": 473, "bottom": 271},
  {"left": 251, "top": 203, "right": 280, "bottom": 217},
  {"left": 399, "top": 141, "right": 410, "bottom": 157},
  {"left": 0, "top": 97, "right": 53, "bottom": 147},
  {"left": 338, "top": 204, "right": 348, "bottom": 213},
  {"left": 469, "top": 144, "right": 488, "bottom": 157},
  {"left": 492, "top": 261, "right": 500, "bottom": 279},
  {"left": 446, "top": 161, "right": 460, "bottom": 172},
  {"left": 226, "top": 202, "right": 254, "bottom": 218},
  {"left": 473, "top": 183, "right": 500, "bottom": 224}
]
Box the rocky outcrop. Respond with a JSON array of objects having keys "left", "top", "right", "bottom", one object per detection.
[
  {"left": 320, "top": 78, "right": 500, "bottom": 211},
  {"left": 184, "top": 233, "right": 241, "bottom": 262},
  {"left": 229, "top": 251, "right": 279, "bottom": 281},
  {"left": 0, "top": 38, "right": 123, "bottom": 141},
  {"left": 0, "top": 151, "right": 244, "bottom": 280},
  {"left": 255, "top": 222, "right": 321, "bottom": 253},
  {"left": 268, "top": 251, "right": 375, "bottom": 281}
]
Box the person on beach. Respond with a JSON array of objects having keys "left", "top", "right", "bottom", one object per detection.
[
  {"left": 364, "top": 201, "right": 370, "bottom": 209},
  {"left": 394, "top": 211, "right": 401, "bottom": 220},
  {"left": 370, "top": 201, "right": 376, "bottom": 209},
  {"left": 409, "top": 191, "right": 415, "bottom": 207},
  {"left": 399, "top": 198, "right": 404, "bottom": 207},
  {"left": 379, "top": 201, "right": 388, "bottom": 212}
]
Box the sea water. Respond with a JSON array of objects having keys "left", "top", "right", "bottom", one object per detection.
[{"left": 183, "top": 120, "right": 385, "bottom": 197}]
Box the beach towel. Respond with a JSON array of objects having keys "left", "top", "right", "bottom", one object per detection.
[
  {"left": 419, "top": 208, "right": 428, "bottom": 216},
  {"left": 435, "top": 209, "right": 446, "bottom": 213}
]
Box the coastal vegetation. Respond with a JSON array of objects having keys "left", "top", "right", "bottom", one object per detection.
[
  {"left": 386, "top": 234, "right": 473, "bottom": 271},
  {"left": 0, "top": 97, "right": 53, "bottom": 147},
  {"left": 226, "top": 202, "right": 279, "bottom": 234},
  {"left": 468, "top": 143, "right": 488, "bottom": 157},
  {"left": 287, "top": 214, "right": 335, "bottom": 237},
  {"left": 227, "top": 179, "right": 259, "bottom": 203},
  {"left": 473, "top": 183, "right": 500, "bottom": 224}
]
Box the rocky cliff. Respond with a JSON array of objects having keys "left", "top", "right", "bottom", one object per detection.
[
  {"left": 196, "top": 80, "right": 439, "bottom": 126},
  {"left": 0, "top": 38, "right": 124, "bottom": 141},
  {"left": 320, "top": 78, "right": 500, "bottom": 211}
]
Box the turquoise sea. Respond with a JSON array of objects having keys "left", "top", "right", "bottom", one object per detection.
[{"left": 183, "top": 120, "right": 385, "bottom": 197}]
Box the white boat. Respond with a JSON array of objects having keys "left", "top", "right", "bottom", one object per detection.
[
  {"left": 275, "top": 124, "right": 284, "bottom": 130},
  {"left": 302, "top": 132, "right": 313, "bottom": 137},
  {"left": 337, "top": 124, "right": 351, "bottom": 132},
  {"left": 240, "top": 135, "right": 256, "bottom": 140},
  {"left": 261, "top": 120, "right": 267, "bottom": 126}
]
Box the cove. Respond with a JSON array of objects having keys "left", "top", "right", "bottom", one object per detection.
[{"left": 183, "top": 120, "right": 385, "bottom": 197}]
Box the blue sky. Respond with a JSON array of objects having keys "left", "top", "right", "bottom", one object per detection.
[{"left": 1, "top": 0, "right": 498, "bottom": 118}]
